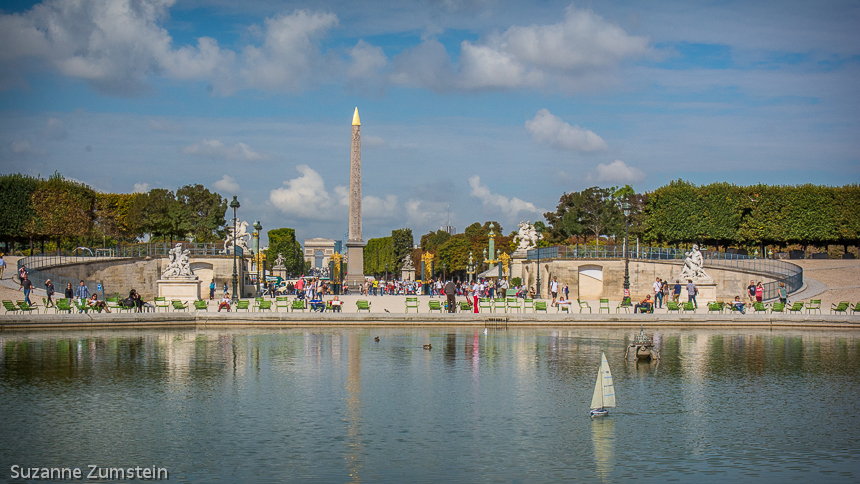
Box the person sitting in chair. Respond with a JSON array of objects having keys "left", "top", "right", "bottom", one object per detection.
[
  {"left": 634, "top": 295, "right": 653, "bottom": 314},
  {"left": 557, "top": 296, "right": 572, "bottom": 310},
  {"left": 732, "top": 296, "right": 746, "bottom": 314},
  {"left": 310, "top": 298, "right": 325, "bottom": 312},
  {"left": 217, "top": 294, "right": 231, "bottom": 312},
  {"left": 89, "top": 294, "right": 111, "bottom": 313},
  {"left": 329, "top": 296, "right": 343, "bottom": 312}
]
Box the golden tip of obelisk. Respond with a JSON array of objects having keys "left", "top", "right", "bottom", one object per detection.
[{"left": 352, "top": 107, "right": 361, "bottom": 126}]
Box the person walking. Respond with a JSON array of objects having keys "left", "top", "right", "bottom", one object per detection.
[
  {"left": 550, "top": 276, "right": 559, "bottom": 307},
  {"left": 19, "top": 274, "right": 34, "bottom": 306},
  {"left": 653, "top": 278, "right": 663, "bottom": 309},
  {"left": 673, "top": 280, "right": 682, "bottom": 303},
  {"left": 755, "top": 282, "right": 763, "bottom": 303},
  {"left": 44, "top": 279, "right": 55, "bottom": 306},
  {"left": 0, "top": 254, "right": 6, "bottom": 280},
  {"left": 64, "top": 282, "right": 74, "bottom": 299},
  {"left": 75, "top": 280, "right": 90, "bottom": 306},
  {"left": 686, "top": 279, "right": 697, "bottom": 308},
  {"left": 563, "top": 283, "right": 569, "bottom": 302},
  {"left": 209, "top": 280, "right": 216, "bottom": 300},
  {"left": 747, "top": 280, "right": 756, "bottom": 305},
  {"left": 778, "top": 282, "right": 787, "bottom": 305}
]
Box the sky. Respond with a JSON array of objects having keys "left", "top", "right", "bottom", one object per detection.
[{"left": 0, "top": 0, "right": 858, "bottom": 246}]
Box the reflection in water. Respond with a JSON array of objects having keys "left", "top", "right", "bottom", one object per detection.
[
  {"left": 591, "top": 418, "right": 615, "bottom": 482},
  {"left": 0, "top": 328, "right": 858, "bottom": 483}
]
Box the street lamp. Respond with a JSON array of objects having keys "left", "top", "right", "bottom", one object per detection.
[
  {"left": 535, "top": 225, "right": 543, "bottom": 299},
  {"left": 253, "top": 220, "right": 262, "bottom": 296},
  {"left": 442, "top": 262, "right": 447, "bottom": 282},
  {"left": 622, "top": 201, "right": 631, "bottom": 293},
  {"left": 230, "top": 195, "right": 240, "bottom": 301},
  {"left": 467, "top": 251, "right": 475, "bottom": 283}
]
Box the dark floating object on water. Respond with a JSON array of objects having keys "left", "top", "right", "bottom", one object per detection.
[
  {"left": 423, "top": 344, "right": 432, "bottom": 350},
  {"left": 384, "top": 309, "right": 390, "bottom": 313},
  {"left": 374, "top": 336, "right": 380, "bottom": 342},
  {"left": 625, "top": 325, "right": 660, "bottom": 361}
]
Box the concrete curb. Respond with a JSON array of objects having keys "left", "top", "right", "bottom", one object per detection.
[{"left": 2, "top": 311, "right": 858, "bottom": 330}]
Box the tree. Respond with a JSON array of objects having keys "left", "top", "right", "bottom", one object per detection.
[
  {"left": 0, "top": 173, "right": 41, "bottom": 249},
  {"left": 176, "top": 184, "right": 227, "bottom": 243},
  {"left": 266, "top": 228, "right": 304, "bottom": 276},
  {"left": 391, "top": 228, "right": 414, "bottom": 273},
  {"left": 420, "top": 229, "right": 451, "bottom": 251}
]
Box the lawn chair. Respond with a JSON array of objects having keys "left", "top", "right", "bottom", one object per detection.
[
  {"left": 171, "top": 300, "right": 189, "bottom": 311},
  {"left": 806, "top": 299, "right": 822, "bottom": 314},
  {"left": 557, "top": 302, "right": 570, "bottom": 313},
  {"left": 275, "top": 296, "right": 290, "bottom": 312},
  {"left": 753, "top": 302, "right": 768, "bottom": 313},
  {"left": 356, "top": 300, "right": 371, "bottom": 312},
  {"left": 56, "top": 298, "right": 73, "bottom": 314},
  {"left": 727, "top": 302, "right": 745, "bottom": 314},
  {"left": 851, "top": 302, "right": 860, "bottom": 315},
  {"left": 479, "top": 298, "right": 493, "bottom": 313},
  {"left": 258, "top": 300, "right": 273, "bottom": 312},
  {"left": 405, "top": 297, "right": 419, "bottom": 313},
  {"left": 707, "top": 302, "right": 724, "bottom": 314},
  {"left": 786, "top": 301, "right": 804, "bottom": 314},
  {"left": 523, "top": 299, "right": 534, "bottom": 312},
  {"left": 105, "top": 297, "right": 122, "bottom": 313},
  {"left": 507, "top": 298, "right": 522, "bottom": 313},
  {"left": 3, "top": 300, "right": 20, "bottom": 314},
  {"left": 534, "top": 301, "right": 548, "bottom": 313},
  {"left": 193, "top": 300, "right": 208, "bottom": 311},
  {"left": 43, "top": 297, "right": 56, "bottom": 314},
  {"left": 770, "top": 302, "right": 785, "bottom": 314},
  {"left": 459, "top": 301, "right": 471, "bottom": 312},
  {"left": 493, "top": 298, "right": 506, "bottom": 313},
  {"left": 616, "top": 297, "right": 632, "bottom": 313},
  {"left": 73, "top": 299, "right": 90, "bottom": 313},
  {"left": 666, "top": 301, "right": 681, "bottom": 314},
  {"left": 428, "top": 300, "right": 443, "bottom": 313},
  {"left": 681, "top": 302, "right": 696, "bottom": 313},
  {"left": 831, "top": 301, "right": 850, "bottom": 315},
  {"left": 577, "top": 299, "right": 591, "bottom": 313},
  {"left": 598, "top": 299, "right": 610, "bottom": 314},
  {"left": 154, "top": 297, "right": 170, "bottom": 312},
  {"left": 234, "top": 300, "right": 250, "bottom": 312},
  {"left": 17, "top": 301, "right": 38, "bottom": 314},
  {"left": 291, "top": 300, "right": 306, "bottom": 312}
]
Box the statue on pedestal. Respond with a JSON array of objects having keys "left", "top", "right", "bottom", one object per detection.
[
  {"left": 679, "top": 244, "right": 712, "bottom": 282},
  {"left": 162, "top": 243, "right": 195, "bottom": 278},
  {"left": 515, "top": 221, "right": 541, "bottom": 253},
  {"left": 273, "top": 253, "right": 286, "bottom": 268},
  {"left": 222, "top": 220, "right": 251, "bottom": 255}
]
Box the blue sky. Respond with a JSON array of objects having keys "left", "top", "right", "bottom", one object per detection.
[{"left": 0, "top": 0, "right": 858, "bottom": 245}]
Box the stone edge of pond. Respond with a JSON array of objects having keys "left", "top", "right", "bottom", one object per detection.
[{"left": 1, "top": 312, "right": 859, "bottom": 330}]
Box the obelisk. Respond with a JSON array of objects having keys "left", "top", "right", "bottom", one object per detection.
[{"left": 345, "top": 107, "right": 365, "bottom": 290}]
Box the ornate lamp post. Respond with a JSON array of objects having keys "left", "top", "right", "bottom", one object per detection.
[
  {"left": 622, "top": 201, "right": 631, "bottom": 292},
  {"left": 230, "top": 195, "right": 240, "bottom": 301},
  {"left": 535, "top": 225, "right": 543, "bottom": 299},
  {"left": 467, "top": 251, "right": 475, "bottom": 283},
  {"left": 253, "top": 220, "right": 262, "bottom": 296},
  {"left": 442, "top": 262, "right": 447, "bottom": 282}
]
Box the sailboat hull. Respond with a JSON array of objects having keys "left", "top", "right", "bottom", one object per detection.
[{"left": 590, "top": 408, "right": 609, "bottom": 417}]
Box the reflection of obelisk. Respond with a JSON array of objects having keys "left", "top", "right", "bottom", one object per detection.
[{"left": 345, "top": 107, "right": 365, "bottom": 290}]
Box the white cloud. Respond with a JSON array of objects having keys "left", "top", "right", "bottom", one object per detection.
[
  {"left": 468, "top": 175, "right": 544, "bottom": 217},
  {"left": 405, "top": 198, "right": 451, "bottom": 227},
  {"left": 269, "top": 164, "right": 343, "bottom": 220},
  {"left": 212, "top": 175, "right": 239, "bottom": 194},
  {"left": 43, "top": 118, "right": 68, "bottom": 140},
  {"left": 347, "top": 40, "right": 387, "bottom": 80},
  {"left": 132, "top": 182, "right": 151, "bottom": 193},
  {"left": 525, "top": 108, "right": 608, "bottom": 152},
  {"left": 457, "top": 5, "right": 652, "bottom": 91},
  {"left": 182, "top": 139, "right": 264, "bottom": 161},
  {"left": 362, "top": 194, "right": 399, "bottom": 219},
  {"left": 592, "top": 160, "right": 645, "bottom": 185},
  {"left": 363, "top": 135, "right": 386, "bottom": 148},
  {"left": 9, "top": 139, "right": 46, "bottom": 156}
]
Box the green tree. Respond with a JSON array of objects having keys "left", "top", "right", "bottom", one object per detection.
[
  {"left": 0, "top": 173, "right": 41, "bottom": 249},
  {"left": 390, "top": 228, "right": 414, "bottom": 273},
  {"left": 266, "top": 228, "right": 304, "bottom": 276},
  {"left": 176, "top": 184, "right": 227, "bottom": 243},
  {"left": 420, "top": 229, "right": 451, "bottom": 251}
]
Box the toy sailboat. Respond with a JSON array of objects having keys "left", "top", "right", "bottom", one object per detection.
[{"left": 590, "top": 352, "right": 616, "bottom": 417}]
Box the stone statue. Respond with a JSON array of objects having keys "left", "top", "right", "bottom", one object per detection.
[
  {"left": 679, "top": 244, "right": 711, "bottom": 281},
  {"left": 516, "top": 221, "right": 541, "bottom": 251},
  {"left": 273, "top": 253, "right": 286, "bottom": 268},
  {"left": 162, "top": 243, "right": 194, "bottom": 278},
  {"left": 402, "top": 253, "right": 414, "bottom": 270},
  {"left": 222, "top": 220, "right": 251, "bottom": 255}
]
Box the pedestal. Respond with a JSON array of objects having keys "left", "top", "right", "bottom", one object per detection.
[
  {"left": 344, "top": 240, "right": 365, "bottom": 291},
  {"left": 157, "top": 277, "right": 201, "bottom": 301},
  {"left": 681, "top": 281, "right": 716, "bottom": 304}
]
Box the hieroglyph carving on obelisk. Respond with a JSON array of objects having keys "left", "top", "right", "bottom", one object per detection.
[{"left": 345, "top": 107, "right": 365, "bottom": 288}]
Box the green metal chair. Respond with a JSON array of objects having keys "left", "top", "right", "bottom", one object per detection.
[
  {"left": 428, "top": 300, "right": 443, "bottom": 313},
  {"left": 681, "top": 302, "right": 696, "bottom": 313},
  {"left": 599, "top": 299, "right": 610, "bottom": 314},
  {"left": 753, "top": 302, "right": 768, "bottom": 313},
  {"left": 577, "top": 299, "right": 591, "bottom": 313},
  {"left": 17, "top": 301, "right": 38, "bottom": 313},
  {"left": 193, "top": 300, "right": 208, "bottom": 311},
  {"left": 105, "top": 297, "right": 122, "bottom": 313},
  {"left": 235, "top": 300, "right": 250, "bottom": 312},
  {"left": 851, "top": 302, "right": 860, "bottom": 315},
  {"left": 666, "top": 301, "right": 681, "bottom": 314},
  {"left": 275, "top": 296, "right": 290, "bottom": 312},
  {"left": 56, "top": 298, "right": 73, "bottom": 314},
  {"left": 254, "top": 297, "right": 264, "bottom": 309},
  {"left": 770, "top": 302, "right": 785, "bottom": 313},
  {"left": 171, "top": 300, "right": 189, "bottom": 311},
  {"left": 405, "top": 297, "right": 419, "bottom": 313},
  {"left": 617, "top": 297, "right": 632, "bottom": 313},
  {"left": 831, "top": 301, "right": 850, "bottom": 315},
  {"left": 806, "top": 299, "right": 822, "bottom": 314},
  {"left": 523, "top": 298, "right": 534, "bottom": 312},
  {"left": 479, "top": 298, "right": 492, "bottom": 313},
  {"left": 534, "top": 301, "right": 548, "bottom": 313},
  {"left": 154, "top": 297, "right": 170, "bottom": 312},
  {"left": 291, "top": 300, "right": 306, "bottom": 312},
  {"left": 458, "top": 301, "right": 471, "bottom": 312},
  {"left": 73, "top": 299, "right": 90, "bottom": 313},
  {"left": 786, "top": 301, "right": 804, "bottom": 314},
  {"left": 493, "top": 298, "right": 506, "bottom": 313},
  {"left": 356, "top": 300, "right": 371, "bottom": 312},
  {"left": 42, "top": 297, "right": 56, "bottom": 314},
  {"left": 258, "top": 300, "right": 273, "bottom": 312},
  {"left": 3, "top": 300, "right": 20, "bottom": 314},
  {"left": 507, "top": 298, "right": 521, "bottom": 313},
  {"left": 707, "top": 302, "right": 724, "bottom": 314}
]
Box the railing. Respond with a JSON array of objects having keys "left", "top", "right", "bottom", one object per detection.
[
  {"left": 526, "top": 244, "right": 803, "bottom": 300},
  {"left": 16, "top": 257, "right": 106, "bottom": 301}
]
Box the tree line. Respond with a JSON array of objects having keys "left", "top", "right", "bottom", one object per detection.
[{"left": 0, "top": 172, "right": 227, "bottom": 252}]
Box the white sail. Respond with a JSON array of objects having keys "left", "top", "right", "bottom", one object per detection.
[
  {"left": 590, "top": 365, "right": 604, "bottom": 409},
  {"left": 600, "top": 353, "right": 616, "bottom": 408}
]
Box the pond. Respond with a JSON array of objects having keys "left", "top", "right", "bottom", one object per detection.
[{"left": 1, "top": 327, "right": 858, "bottom": 483}]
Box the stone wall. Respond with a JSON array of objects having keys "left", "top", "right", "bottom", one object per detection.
[
  {"left": 514, "top": 258, "right": 782, "bottom": 301},
  {"left": 47, "top": 256, "right": 245, "bottom": 300}
]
